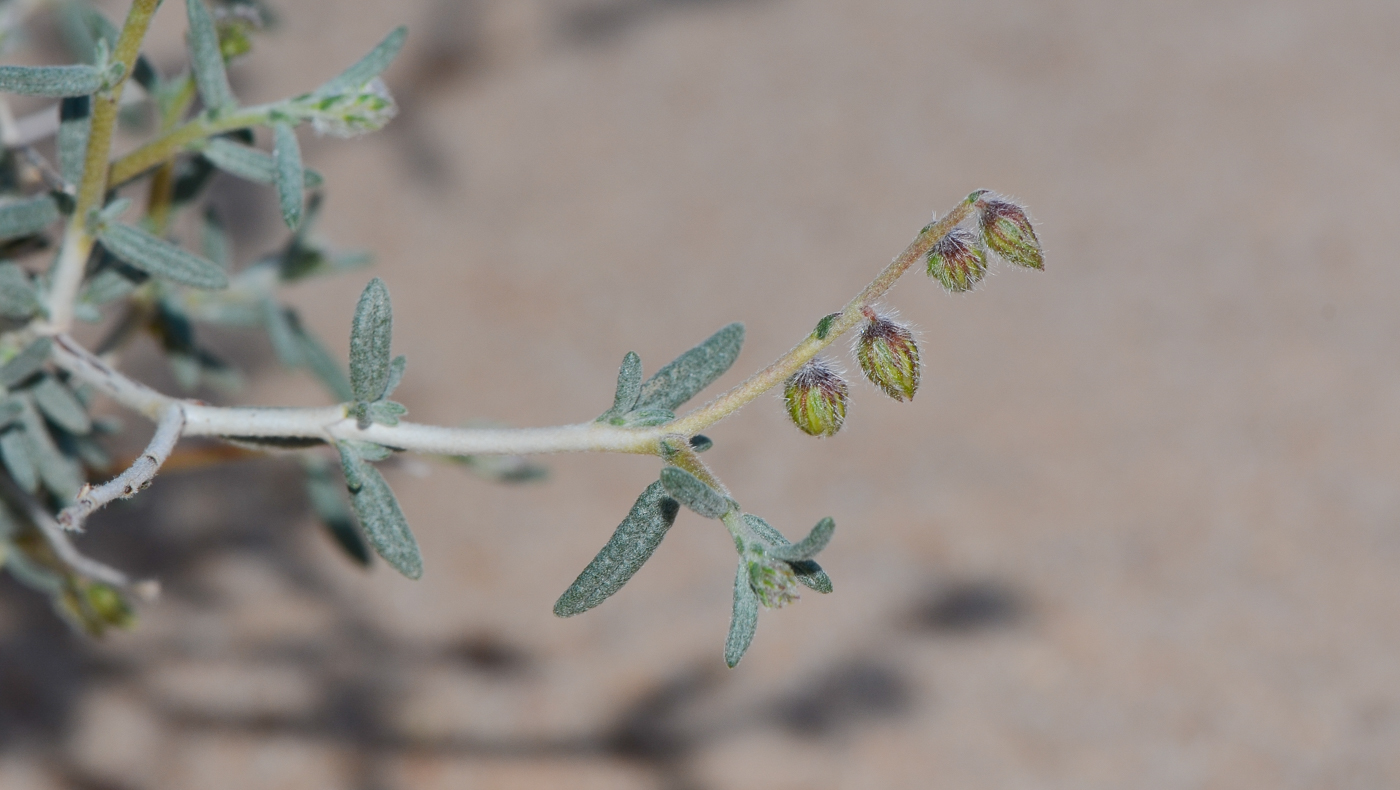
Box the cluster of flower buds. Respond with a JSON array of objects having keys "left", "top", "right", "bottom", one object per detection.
[
  {"left": 747, "top": 558, "right": 802, "bottom": 608},
  {"left": 855, "top": 310, "right": 920, "bottom": 401},
  {"left": 784, "top": 357, "right": 849, "bottom": 437},
  {"left": 213, "top": 4, "right": 265, "bottom": 61},
  {"left": 302, "top": 79, "right": 399, "bottom": 138},
  {"left": 781, "top": 193, "right": 1040, "bottom": 437},
  {"left": 925, "top": 194, "right": 1043, "bottom": 293}
]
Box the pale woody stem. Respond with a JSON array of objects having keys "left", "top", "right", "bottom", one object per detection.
[{"left": 48, "top": 196, "right": 980, "bottom": 460}]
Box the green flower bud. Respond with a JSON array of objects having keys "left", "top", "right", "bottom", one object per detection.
[
  {"left": 85, "top": 582, "right": 135, "bottom": 629},
  {"left": 978, "top": 196, "right": 1043, "bottom": 270},
  {"left": 213, "top": 5, "right": 265, "bottom": 61},
  {"left": 855, "top": 312, "right": 920, "bottom": 401},
  {"left": 748, "top": 558, "right": 801, "bottom": 609},
  {"left": 306, "top": 79, "right": 399, "bottom": 138},
  {"left": 926, "top": 227, "right": 987, "bottom": 293},
  {"left": 784, "top": 357, "right": 848, "bottom": 437}
]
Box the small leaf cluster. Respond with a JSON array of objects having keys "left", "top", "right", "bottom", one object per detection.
[
  {"left": 559, "top": 327, "right": 839, "bottom": 665},
  {"left": 0, "top": 0, "right": 409, "bottom": 626},
  {"left": 597, "top": 323, "right": 744, "bottom": 428}
]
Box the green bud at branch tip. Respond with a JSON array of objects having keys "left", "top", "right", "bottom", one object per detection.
[
  {"left": 976, "top": 193, "right": 1044, "bottom": 271},
  {"left": 748, "top": 558, "right": 801, "bottom": 609}
]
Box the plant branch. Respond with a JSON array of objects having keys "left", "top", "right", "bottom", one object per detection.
[
  {"left": 44, "top": 195, "right": 980, "bottom": 461},
  {"left": 49, "top": 334, "right": 665, "bottom": 455},
  {"left": 0, "top": 471, "right": 134, "bottom": 590},
  {"left": 666, "top": 192, "right": 985, "bottom": 437},
  {"left": 108, "top": 105, "right": 270, "bottom": 187},
  {"left": 57, "top": 403, "right": 184, "bottom": 532},
  {"left": 43, "top": 0, "right": 162, "bottom": 332}
]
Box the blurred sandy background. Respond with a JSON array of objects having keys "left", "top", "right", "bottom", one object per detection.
[{"left": 3, "top": 0, "right": 1400, "bottom": 787}]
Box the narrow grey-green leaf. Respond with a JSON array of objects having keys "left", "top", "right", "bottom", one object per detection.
[
  {"left": 0, "top": 397, "right": 23, "bottom": 426},
  {"left": 0, "top": 195, "right": 60, "bottom": 240},
  {"left": 0, "top": 338, "right": 51, "bottom": 389},
  {"left": 345, "top": 454, "right": 422, "bottom": 579},
  {"left": 97, "top": 197, "right": 131, "bottom": 224},
  {"left": 261, "top": 299, "right": 303, "bottom": 367},
  {"left": 30, "top": 376, "right": 91, "bottom": 435},
  {"left": 55, "top": 0, "right": 102, "bottom": 64},
  {"left": 448, "top": 453, "right": 548, "bottom": 484},
  {"left": 304, "top": 457, "right": 371, "bottom": 567},
  {"left": 348, "top": 277, "right": 392, "bottom": 402},
  {"left": 0, "top": 429, "right": 37, "bottom": 493},
  {"left": 0, "top": 64, "right": 103, "bottom": 97},
  {"left": 659, "top": 467, "right": 730, "bottom": 519},
  {"left": 725, "top": 560, "right": 759, "bottom": 668},
  {"left": 19, "top": 400, "right": 82, "bottom": 500},
  {"left": 97, "top": 223, "right": 227, "bottom": 289},
  {"left": 200, "top": 138, "right": 323, "bottom": 188},
  {"left": 272, "top": 123, "right": 304, "bottom": 229},
  {"left": 635, "top": 322, "right": 744, "bottom": 412},
  {"left": 3, "top": 544, "right": 64, "bottom": 593},
  {"left": 599, "top": 351, "right": 642, "bottom": 421},
  {"left": 319, "top": 26, "right": 407, "bottom": 94},
  {"left": 69, "top": 3, "right": 123, "bottom": 55},
  {"left": 618, "top": 408, "right": 674, "bottom": 428},
  {"left": 289, "top": 318, "right": 354, "bottom": 401},
  {"left": 553, "top": 481, "right": 680, "bottom": 617},
  {"left": 767, "top": 517, "right": 834, "bottom": 562},
  {"left": 0, "top": 499, "right": 15, "bottom": 537},
  {"left": 185, "top": 0, "right": 235, "bottom": 109},
  {"left": 59, "top": 95, "right": 92, "bottom": 185},
  {"left": 0, "top": 263, "right": 40, "bottom": 319},
  {"left": 366, "top": 399, "right": 406, "bottom": 426},
  {"left": 200, "top": 138, "right": 267, "bottom": 179},
  {"left": 337, "top": 442, "right": 366, "bottom": 492},
  {"left": 742, "top": 514, "right": 832, "bottom": 594},
  {"left": 340, "top": 439, "right": 392, "bottom": 463},
  {"left": 81, "top": 269, "right": 138, "bottom": 306},
  {"left": 200, "top": 206, "right": 228, "bottom": 268},
  {"left": 383, "top": 355, "right": 406, "bottom": 399}
]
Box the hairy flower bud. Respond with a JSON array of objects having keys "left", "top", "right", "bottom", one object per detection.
[
  {"left": 748, "top": 558, "right": 801, "bottom": 609},
  {"left": 855, "top": 312, "right": 920, "bottom": 401},
  {"left": 214, "top": 6, "right": 261, "bottom": 61},
  {"left": 978, "top": 196, "right": 1043, "bottom": 270},
  {"left": 926, "top": 227, "right": 987, "bottom": 293},
  {"left": 85, "top": 583, "right": 135, "bottom": 629},
  {"left": 784, "top": 357, "right": 848, "bottom": 437},
  {"left": 306, "top": 78, "right": 399, "bottom": 138}
]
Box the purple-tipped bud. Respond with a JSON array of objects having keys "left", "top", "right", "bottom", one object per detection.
[
  {"left": 748, "top": 559, "right": 801, "bottom": 609},
  {"left": 978, "top": 196, "right": 1043, "bottom": 270},
  {"left": 856, "top": 312, "right": 920, "bottom": 401},
  {"left": 784, "top": 357, "right": 848, "bottom": 438},
  {"left": 926, "top": 227, "right": 988, "bottom": 293}
]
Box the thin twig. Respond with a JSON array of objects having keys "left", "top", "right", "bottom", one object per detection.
[
  {"left": 43, "top": 194, "right": 981, "bottom": 461},
  {"left": 0, "top": 472, "right": 134, "bottom": 590},
  {"left": 58, "top": 403, "right": 184, "bottom": 532}
]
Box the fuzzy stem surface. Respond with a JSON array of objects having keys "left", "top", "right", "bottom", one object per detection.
[
  {"left": 47, "top": 195, "right": 979, "bottom": 460},
  {"left": 43, "top": 0, "right": 162, "bottom": 331}
]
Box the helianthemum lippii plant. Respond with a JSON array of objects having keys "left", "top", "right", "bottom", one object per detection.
[{"left": 0, "top": 0, "right": 1042, "bottom": 665}]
